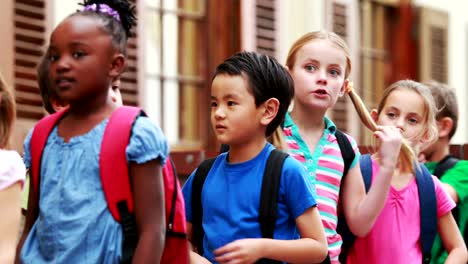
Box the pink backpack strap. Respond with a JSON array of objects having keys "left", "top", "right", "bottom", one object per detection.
[
  {"left": 30, "top": 110, "right": 69, "bottom": 205},
  {"left": 99, "top": 106, "right": 143, "bottom": 222}
]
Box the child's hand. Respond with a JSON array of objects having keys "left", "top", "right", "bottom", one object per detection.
[
  {"left": 189, "top": 251, "right": 212, "bottom": 264},
  {"left": 374, "top": 125, "right": 403, "bottom": 168},
  {"left": 214, "top": 239, "right": 264, "bottom": 264}
]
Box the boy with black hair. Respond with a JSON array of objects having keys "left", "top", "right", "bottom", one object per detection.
[
  {"left": 182, "top": 51, "right": 328, "bottom": 264},
  {"left": 420, "top": 80, "right": 468, "bottom": 264}
]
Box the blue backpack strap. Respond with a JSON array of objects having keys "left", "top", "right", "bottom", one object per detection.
[
  {"left": 191, "top": 157, "right": 217, "bottom": 255},
  {"left": 359, "top": 154, "right": 373, "bottom": 192},
  {"left": 415, "top": 164, "right": 437, "bottom": 264}
]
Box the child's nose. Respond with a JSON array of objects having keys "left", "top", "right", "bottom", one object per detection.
[
  {"left": 396, "top": 118, "right": 405, "bottom": 131},
  {"left": 214, "top": 106, "right": 226, "bottom": 119},
  {"left": 56, "top": 57, "right": 71, "bottom": 72},
  {"left": 316, "top": 70, "right": 328, "bottom": 85}
]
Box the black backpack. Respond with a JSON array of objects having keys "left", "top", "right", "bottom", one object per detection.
[
  {"left": 433, "top": 155, "right": 459, "bottom": 179},
  {"left": 431, "top": 155, "right": 467, "bottom": 243},
  {"left": 194, "top": 129, "right": 355, "bottom": 264},
  {"left": 191, "top": 149, "right": 288, "bottom": 264}
]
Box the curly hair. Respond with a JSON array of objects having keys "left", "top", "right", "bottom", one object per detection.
[{"left": 72, "top": 0, "right": 137, "bottom": 54}]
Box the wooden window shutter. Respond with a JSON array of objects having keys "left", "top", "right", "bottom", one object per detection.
[
  {"left": 256, "top": 0, "right": 276, "bottom": 57},
  {"left": 14, "top": 0, "right": 46, "bottom": 120},
  {"left": 121, "top": 0, "right": 139, "bottom": 106},
  {"left": 419, "top": 8, "right": 448, "bottom": 83},
  {"left": 330, "top": 1, "right": 349, "bottom": 132}
]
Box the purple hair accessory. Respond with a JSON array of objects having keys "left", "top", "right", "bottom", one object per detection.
[{"left": 83, "top": 3, "right": 121, "bottom": 21}]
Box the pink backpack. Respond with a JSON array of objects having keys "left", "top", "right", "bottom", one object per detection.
[{"left": 30, "top": 106, "right": 189, "bottom": 263}]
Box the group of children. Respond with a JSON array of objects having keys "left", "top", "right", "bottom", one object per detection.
[{"left": 0, "top": 0, "right": 465, "bottom": 263}]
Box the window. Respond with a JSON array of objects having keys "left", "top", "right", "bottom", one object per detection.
[{"left": 140, "top": 0, "right": 208, "bottom": 150}]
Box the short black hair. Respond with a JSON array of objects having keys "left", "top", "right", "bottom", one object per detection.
[
  {"left": 72, "top": 0, "right": 137, "bottom": 54},
  {"left": 213, "top": 51, "right": 294, "bottom": 136}
]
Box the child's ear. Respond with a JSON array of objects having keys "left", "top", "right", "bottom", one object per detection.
[
  {"left": 109, "top": 54, "right": 125, "bottom": 78},
  {"left": 370, "top": 109, "right": 379, "bottom": 122},
  {"left": 339, "top": 79, "right": 349, "bottom": 97},
  {"left": 260, "top": 98, "right": 280, "bottom": 126},
  {"left": 437, "top": 117, "right": 454, "bottom": 138}
]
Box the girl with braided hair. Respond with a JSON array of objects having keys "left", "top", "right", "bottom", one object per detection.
[{"left": 17, "top": 1, "right": 169, "bottom": 263}]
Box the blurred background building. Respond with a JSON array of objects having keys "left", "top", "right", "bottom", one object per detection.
[{"left": 1, "top": 0, "right": 467, "bottom": 172}]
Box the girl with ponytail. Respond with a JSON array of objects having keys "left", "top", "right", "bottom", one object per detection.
[
  {"left": 282, "top": 31, "right": 403, "bottom": 263},
  {"left": 345, "top": 80, "right": 466, "bottom": 263}
]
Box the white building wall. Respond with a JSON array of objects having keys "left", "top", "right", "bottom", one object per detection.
[
  {"left": 414, "top": 0, "right": 468, "bottom": 143},
  {"left": 277, "top": 0, "right": 326, "bottom": 65},
  {"left": 53, "top": 0, "right": 81, "bottom": 28}
]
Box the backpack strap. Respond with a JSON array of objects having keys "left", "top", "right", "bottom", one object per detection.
[
  {"left": 336, "top": 154, "right": 372, "bottom": 264},
  {"left": 359, "top": 154, "right": 373, "bottom": 192},
  {"left": 415, "top": 164, "right": 437, "bottom": 264},
  {"left": 191, "top": 149, "right": 288, "bottom": 264},
  {"left": 433, "top": 155, "right": 459, "bottom": 178},
  {"left": 100, "top": 106, "right": 143, "bottom": 263},
  {"left": 320, "top": 130, "right": 355, "bottom": 264},
  {"left": 257, "top": 149, "right": 288, "bottom": 264},
  {"left": 259, "top": 149, "right": 288, "bottom": 239},
  {"left": 191, "top": 157, "right": 217, "bottom": 255},
  {"left": 335, "top": 130, "right": 355, "bottom": 181},
  {"left": 30, "top": 109, "right": 69, "bottom": 219},
  {"left": 164, "top": 158, "right": 186, "bottom": 238}
]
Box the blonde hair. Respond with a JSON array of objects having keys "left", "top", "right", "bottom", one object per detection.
[
  {"left": 268, "top": 126, "right": 288, "bottom": 151},
  {"left": 0, "top": 74, "right": 16, "bottom": 149},
  {"left": 286, "top": 30, "right": 352, "bottom": 80},
  {"left": 346, "top": 80, "right": 438, "bottom": 173},
  {"left": 377, "top": 80, "right": 438, "bottom": 146}
]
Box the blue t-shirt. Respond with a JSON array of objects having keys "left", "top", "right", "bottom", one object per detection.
[
  {"left": 182, "top": 143, "right": 317, "bottom": 263},
  {"left": 21, "top": 116, "right": 168, "bottom": 263}
]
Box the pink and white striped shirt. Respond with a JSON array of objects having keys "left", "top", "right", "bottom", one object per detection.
[{"left": 283, "top": 113, "right": 360, "bottom": 264}]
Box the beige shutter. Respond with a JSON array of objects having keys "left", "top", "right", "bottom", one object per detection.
[
  {"left": 419, "top": 8, "right": 448, "bottom": 83},
  {"left": 256, "top": 0, "right": 276, "bottom": 57},
  {"left": 14, "top": 0, "right": 46, "bottom": 120},
  {"left": 324, "top": 0, "right": 360, "bottom": 138},
  {"left": 330, "top": 2, "right": 348, "bottom": 132},
  {"left": 121, "top": 0, "right": 139, "bottom": 106}
]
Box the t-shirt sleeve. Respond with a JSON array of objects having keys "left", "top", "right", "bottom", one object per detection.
[
  {"left": 23, "top": 128, "right": 33, "bottom": 169},
  {"left": 126, "top": 116, "right": 169, "bottom": 165},
  {"left": 345, "top": 133, "right": 361, "bottom": 169},
  {"left": 440, "top": 161, "right": 468, "bottom": 203},
  {"left": 281, "top": 156, "right": 317, "bottom": 219},
  {"left": 433, "top": 175, "right": 456, "bottom": 217},
  {"left": 0, "top": 151, "right": 27, "bottom": 190},
  {"left": 182, "top": 170, "right": 197, "bottom": 222}
]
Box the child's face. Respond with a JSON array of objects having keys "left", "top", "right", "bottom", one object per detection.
[
  {"left": 374, "top": 88, "right": 427, "bottom": 149},
  {"left": 210, "top": 74, "right": 264, "bottom": 146},
  {"left": 289, "top": 39, "right": 347, "bottom": 111},
  {"left": 48, "top": 15, "right": 116, "bottom": 103}
]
